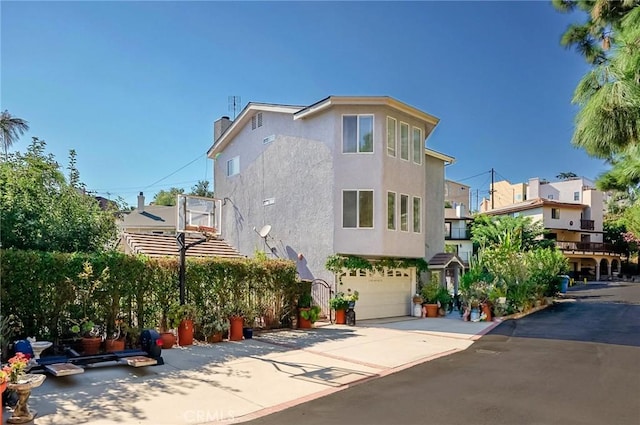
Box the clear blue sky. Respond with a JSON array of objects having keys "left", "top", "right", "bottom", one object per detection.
[{"left": 2, "top": 1, "right": 604, "bottom": 209}]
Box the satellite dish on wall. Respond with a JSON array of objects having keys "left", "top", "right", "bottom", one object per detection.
[{"left": 258, "top": 225, "right": 272, "bottom": 238}]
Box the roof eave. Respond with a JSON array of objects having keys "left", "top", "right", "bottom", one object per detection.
[
  {"left": 425, "top": 147, "right": 455, "bottom": 165},
  {"left": 208, "top": 103, "right": 303, "bottom": 157},
  {"left": 293, "top": 96, "right": 440, "bottom": 126}
]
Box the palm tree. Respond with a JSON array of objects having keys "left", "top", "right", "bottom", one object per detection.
[
  {"left": 570, "top": 6, "right": 640, "bottom": 190},
  {"left": 0, "top": 110, "right": 30, "bottom": 160},
  {"left": 556, "top": 172, "right": 578, "bottom": 180}
]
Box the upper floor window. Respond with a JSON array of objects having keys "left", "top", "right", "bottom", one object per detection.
[
  {"left": 551, "top": 208, "right": 560, "bottom": 219},
  {"left": 343, "top": 115, "right": 373, "bottom": 153},
  {"left": 227, "top": 156, "right": 239, "bottom": 176},
  {"left": 548, "top": 195, "right": 554, "bottom": 200},
  {"left": 573, "top": 191, "right": 580, "bottom": 201},
  {"left": 343, "top": 190, "right": 374, "bottom": 228},
  {"left": 387, "top": 117, "right": 396, "bottom": 157},
  {"left": 515, "top": 193, "right": 522, "bottom": 201},
  {"left": 412, "top": 127, "right": 423, "bottom": 165},
  {"left": 252, "top": 113, "right": 263, "bottom": 130},
  {"left": 387, "top": 191, "right": 396, "bottom": 230},
  {"left": 400, "top": 194, "right": 409, "bottom": 231},
  {"left": 413, "top": 196, "right": 421, "bottom": 233},
  {"left": 400, "top": 122, "right": 409, "bottom": 161}
]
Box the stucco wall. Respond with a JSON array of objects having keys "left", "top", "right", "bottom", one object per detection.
[
  {"left": 424, "top": 155, "right": 445, "bottom": 261},
  {"left": 330, "top": 105, "right": 430, "bottom": 258},
  {"left": 213, "top": 112, "right": 335, "bottom": 283}
]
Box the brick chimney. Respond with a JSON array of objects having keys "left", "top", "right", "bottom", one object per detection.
[
  {"left": 214, "top": 116, "right": 233, "bottom": 143},
  {"left": 137, "top": 192, "right": 145, "bottom": 212}
]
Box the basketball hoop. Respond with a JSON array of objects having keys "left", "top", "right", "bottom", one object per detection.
[{"left": 197, "top": 225, "right": 217, "bottom": 240}]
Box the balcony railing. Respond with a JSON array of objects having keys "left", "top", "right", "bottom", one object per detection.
[
  {"left": 580, "top": 219, "right": 595, "bottom": 230},
  {"left": 556, "top": 241, "right": 623, "bottom": 254},
  {"left": 446, "top": 228, "right": 470, "bottom": 240}
]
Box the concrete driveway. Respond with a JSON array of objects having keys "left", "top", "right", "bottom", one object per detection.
[{"left": 5, "top": 314, "right": 497, "bottom": 425}]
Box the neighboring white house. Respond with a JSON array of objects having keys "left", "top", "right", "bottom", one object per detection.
[
  {"left": 207, "top": 96, "right": 462, "bottom": 320},
  {"left": 445, "top": 204, "right": 473, "bottom": 266},
  {"left": 483, "top": 177, "right": 624, "bottom": 281}
]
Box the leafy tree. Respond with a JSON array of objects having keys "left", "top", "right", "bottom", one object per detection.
[
  {"left": 0, "top": 110, "right": 29, "bottom": 160},
  {"left": 0, "top": 138, "right": 118, "bottom": 252},
  {"left": 554, "top": 3, "right": 640, "bottom": 192},
  {"left": 153, "top": 187, "right": 184, "bottom": 206},
  {"left": 552, "top": 0, "right": 639, "bottom": 65},
  {"left": 470, "top": 214, "right": 552, "bottom": 252},
  {"left": 190, "top": 180, "right": 214, "bottom": 198},
  {"left": 556, "top": 172, "right": 578, "bottom": 180}
]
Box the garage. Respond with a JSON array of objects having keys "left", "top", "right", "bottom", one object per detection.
[{"left": 338, "top": 267, "right": 416, "bottom": 320}]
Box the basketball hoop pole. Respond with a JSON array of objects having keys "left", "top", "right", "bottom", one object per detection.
[
  {"left": 176, "top": 231, "right": 209, "bottom": 305},
  {"left": 177, "top": 233, "right": 186, "bottom": 305}
]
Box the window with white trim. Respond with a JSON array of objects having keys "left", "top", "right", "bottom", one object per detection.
[
  {"left": 551, "top": 208, "right": 560, "bottom": 219},
  {"left": 573, "top": 191, "right": 580, "bottom": 201},
  {"left": 400, "top": 194, "right": 409, "bottom": 231},
  {"left": 387, "top": 191, "right": 396, "bottom": 230},
  {"left": 343, "top": 115, "right": 374, "bottom": 153},
  {"left": 387, "top": 117, "right": 396, "bottom": 157},
  {"left": 412, "top": 127, "right": 423, "bottom": 164},
  {"left": 400, "top": 122, "right": 409, "bottom": 160},
  {"left": 343, "top": 190, "right": 374, "bottom": 228},
  {"left": 413, "top": 196, "right": 421, "bottom": 233},
  {"left": 226, "top": 156, "right": 239, "bottom": 176}
]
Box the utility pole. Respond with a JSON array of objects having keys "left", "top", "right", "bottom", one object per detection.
[{"left": 490, "top": 168, "right": 495, "bottom": 210}]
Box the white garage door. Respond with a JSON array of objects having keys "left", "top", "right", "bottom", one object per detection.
[{"left": 339, "top": 268, "right": 415, "bottom": 320}]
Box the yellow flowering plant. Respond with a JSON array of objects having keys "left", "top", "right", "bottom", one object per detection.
[{"left": 3, "top": 352, "right": 30, "bottom": 383}]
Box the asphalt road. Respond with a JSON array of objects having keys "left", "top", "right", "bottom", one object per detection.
[{"left": 247, "top": 282, "right": 640, "bottom": 425}]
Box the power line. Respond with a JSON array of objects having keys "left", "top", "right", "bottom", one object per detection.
[
  {"left": 143, "top": 152, "right": 208, "bottom": 191},
  {"left": 450, "top": 170, "right": 492, "bottom": 183}
]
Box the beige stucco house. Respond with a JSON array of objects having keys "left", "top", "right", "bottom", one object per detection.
[
  {"left": 208, "top": 96, "right": 460, "bottom": 319},
  {"left": 483, "top": 177, "right": 624, "bottom": 280}
]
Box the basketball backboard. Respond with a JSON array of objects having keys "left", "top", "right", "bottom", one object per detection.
[{"left": 176, "top": 195, "right": 222, "bottom": 237}]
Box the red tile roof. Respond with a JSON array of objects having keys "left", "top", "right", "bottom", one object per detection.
[{"left": 123, "top": 232, "right": 243, "bottom": 258}]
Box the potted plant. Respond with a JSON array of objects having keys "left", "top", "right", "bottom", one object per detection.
[
  {"left": 435, "top": 286, "right": 452, "bottom": 317},
  {"left": 329, "top": 293, "right": 350, "bottom": 324},
  {"left": 104, "top": 318, "right": 127, "bottom": 352},
  {"left": 344, "top": 289, "right": 359, "bottom": 309},
  {"left": 168, "top": 303, "right": 197, "bottom": 346},
  {"left": 299, "top": 305, "right": 322, "bottom": 328},
  {"left": 297, "top": 292, "right": 314, "bottom": 329},
  {"left": 421, "top": 280, "right": 440, "bottom": 318},
  {"left": 243, "top": 306, "right": 257, "bottom": 340},
  {"left": 225, "top": 304, "right": 245, "bottom": 341},
  {"left": 202, "top": 317, "right": 229, "bottom": 343},
  {"left": 70, "top": 318, "right": 102, "bottom": 355}
]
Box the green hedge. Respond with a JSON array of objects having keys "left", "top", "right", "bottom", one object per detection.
[{"left": 0, "top": 249, "right": 299, "bottom": 344}]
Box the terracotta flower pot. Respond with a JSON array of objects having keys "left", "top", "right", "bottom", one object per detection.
[
  {"left": 298, "top": 308, "right": 312, "bottom": 329},
  {"left": 229, "top": 316, "right": 244, "bottom": 341},
  {"left": 335, "top": 309, "right": 346, "bottom": 324},
  {"left": 207, "top": 332, "right": 223, "bottom": 343},
  {"left": 82, "top": 337, "right": 102, "bottom": 355},
  {"left": 105, "top": 338, "right": 125, "bottom": 352},
  {"left": 160, "top": 332, "right": 176, "bottom": 349},
  {"left": 424, "top": 304, "right": 439, "bottom": 318},
  {"left": 1, "top": 380, "right": 6, "bottom": 416},
  {"left": 178, "top": 319, "right": 194, "bottom": 346},
  {"left": 482, "top": 303, "right": 493, "bottom": 321}
]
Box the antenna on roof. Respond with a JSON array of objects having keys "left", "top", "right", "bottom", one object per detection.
[{"left": 228, "top": 95, "right": 241, "bottom": 120}]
